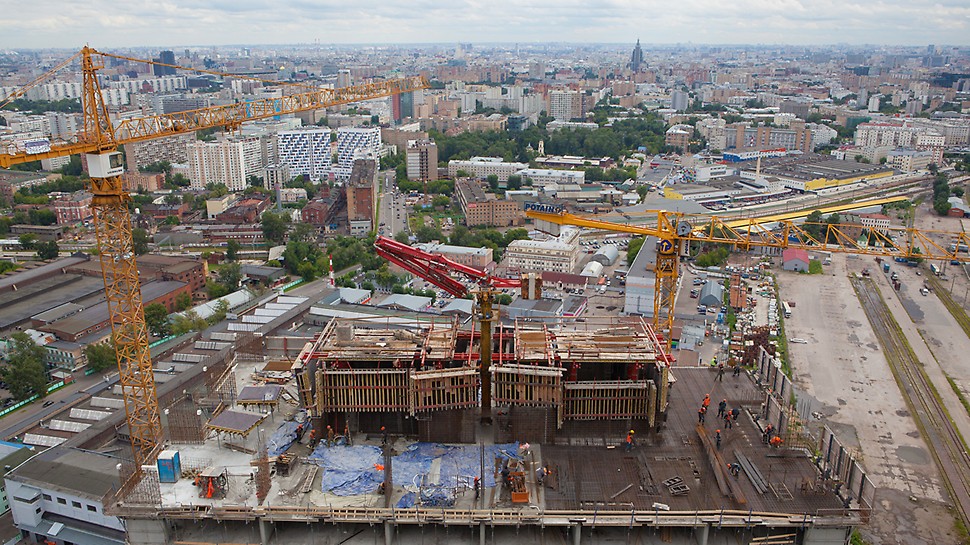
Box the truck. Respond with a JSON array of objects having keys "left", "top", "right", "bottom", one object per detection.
[
  {"left": 883, "top": 262, "right": 890, "bottom": 273},
  {"left": 930, "top": 263, "right": 940, "bottom": 276}
]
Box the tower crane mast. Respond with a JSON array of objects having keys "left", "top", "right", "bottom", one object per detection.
[{"left": 0, "top": 47, "right": 428, "bottom": 472}]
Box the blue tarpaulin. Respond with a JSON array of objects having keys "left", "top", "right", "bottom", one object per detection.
[
  {"left": 266, "top": 421, "right": 300, "bottom": 458},
  {"left": 395, "top": 491, "right": 417, "bottom": 509},
  {"left": 309, "top": 444, "right": 384, "bottom": 496},
  {"left": 309, "top": 442, "right": 519, "bottom": 498}
]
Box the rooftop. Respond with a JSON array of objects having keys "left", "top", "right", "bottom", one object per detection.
[{"left": 8, "top": 447, "right": 122, "bottom": 500}]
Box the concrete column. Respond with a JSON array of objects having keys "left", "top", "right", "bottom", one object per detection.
[
  {"left": 479, "top": 521, "right": 486, "bottom": 545},
  {"left": 571, "top": 522, "right": 582, "bottom": 545},
  {"left": 384, "top": 520, "right": 394, "bottom": 545},
  {"left": 694, "top": 523, "right": 710, "bottom": 545},
  {"left": 258, "top": 518, "right": 272, "bottom": 545}
]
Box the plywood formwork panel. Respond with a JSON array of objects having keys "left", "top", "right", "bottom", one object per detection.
[
  {"left": 563, "top": 381, "right": 650, "bottom": 420},
  {"left": 318, "top": 369, "right": 409, "bottom": 412},
  {"left": 492, "top": 364, "right": 563, "bottom": 407},
  {"left": 409, "top": 367, "right": 478, "bottom": 413}
]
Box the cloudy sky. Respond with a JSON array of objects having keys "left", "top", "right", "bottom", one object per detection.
[{"left": 2, "top": 0, "right": 968, "bottom": 49}]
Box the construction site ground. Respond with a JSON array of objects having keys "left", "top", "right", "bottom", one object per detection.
[
  {"left": 543, "top": 368, "right": 840, "bottom": 514},
  {"left": 779, "top": 252, "right": 965, "bottom": 545}
]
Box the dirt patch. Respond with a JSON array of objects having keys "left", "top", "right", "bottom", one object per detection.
[{"left": 868, "top": 488, "right": 960, "bottom": 545}]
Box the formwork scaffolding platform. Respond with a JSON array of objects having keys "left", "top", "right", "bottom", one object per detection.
[
  {"left": 295, "top": 317, "right": 477, "bottom": 441},
  {"left": 492, "top": 316, "right": 670, "bottom": 441}
]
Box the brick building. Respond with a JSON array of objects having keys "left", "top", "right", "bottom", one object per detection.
[
  {"left": 50, "top": 192, "right": 93, "bottom": 224},
  {"left": 41, "top": 280, "right": 190, "bottom": 341},
  {"left": 455, "top": 180, "right": 521, "bottom": 227},
  {"left": 218, "top": 196, "right": 271, "bottom": 224},
  {"left": 125, "top": 172, "right": 165, "bottom": 192},
  {"left": 66, "top": 254, "right": 206, "bottom": 296},
  {"left": 345, "top": 159, "right": 377, "bottom": 236}
]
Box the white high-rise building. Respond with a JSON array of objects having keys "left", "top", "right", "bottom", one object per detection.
[
  {"left": 44, "top": 112, "right": 80, "bottom": 141},
  {"left": 334, "top": 127, "right": 381, "bottom": 180},
  {"left": 186, "top": 137, "right": 262, "bottom": 191},
  {"left": 277, "top": 128, "right": 332, "bottom": 182},
  {"left": 671, "top": 90, "right": 690, "bottom": 112},
  {"left": 548, "top": 90, "right": 582, "bottom": 121}
]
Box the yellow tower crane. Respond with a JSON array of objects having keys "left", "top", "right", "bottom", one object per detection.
[
  {"left": 526, "top": 203, "right": 970, "bottom": 346},
  {"left": 0, "top": 47, "right": 428, "bottom": 471}
]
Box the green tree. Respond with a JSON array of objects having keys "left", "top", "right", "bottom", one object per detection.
[
  {"left": 507, "top": 175, "right": 522, "bottom": 190},
  {"left": 36, "top": 240, "right": 59, "bottom": 260},
  {"left": 1, "top": 332, "right": 48, "bottom": 400},
  {"left": 394, "top": 231, "right": 410, "bottom": 244},
  {"left": 27, "top": 209, "right": 56, "bottom": 226},
  {"left": 261, "top": 211, "right": 290, "bottom": 245},
  {"left": 486, "top": 174, "right": 499, "bottom": 191},
  {"left": 218, "top": 262, "right": 243, "bottom": 290},
  {"left": 171, "top": 311, "right": 209, "bottom": 335},
  {"left": 208, "top": 300, "right": 230, "bottom": 324},
  {"left": 414, "top": 225, "right": 442, "bottom": 243},
  {"left": 18, "top": 233, "right": 37, "bottom": 250},
  {"left": 289, "top": 222, "right": 317, "bottom": 243},
  {"left": 0, "top": 261, "right": 18, "bottom": 274},
  {"left": 225, "top": 239, "right": 241, "bottom": 262},
  {"left": 174, "top": 292, "right": 192, "bottom": 312},
  {"left": 143, "top": 303, "right": 171, "bottom": 337},
  {"left": 627, "top": 237, "right": 645, "bottom": 265},
  {"left": 207, "top": 281, "right": 230, "bottom": 299},
  {"left": 132, "top": 227, "right": 150, "bottom": 256},
  {"left": 84, "top": 342, "right": 118, "bottom": 373},
  {"left": 804, "top": 210, "right": 825, "bottom": 240}
]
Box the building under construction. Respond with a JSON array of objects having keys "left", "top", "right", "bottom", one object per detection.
[
  {"left": 7, "top": 309, "right": 869, "bottom": 545},
  {"left": 294, "top": 316, "right": 670, "bottom": 444}
]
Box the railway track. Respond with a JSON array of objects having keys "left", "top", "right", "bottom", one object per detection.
[
  {"left": 851, "top": 276, "right": 970, "bottom": 530},
  {"left": 926, "top": 274, "right": 970, "bottom": 341}
]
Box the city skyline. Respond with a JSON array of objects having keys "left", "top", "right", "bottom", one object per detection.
[{"left": 2, "top": 0, "right": 969, "bottom": 50}]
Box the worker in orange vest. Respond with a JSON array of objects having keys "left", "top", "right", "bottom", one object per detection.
[
  {"left": 702, "top": 394, "right": 711, "bottom": 409},
  {"left": 770, "top": 435, "right": 783, "bottom": 448},
  {"left": 625, "top": 430, "right": 635, "bottom": 451}
]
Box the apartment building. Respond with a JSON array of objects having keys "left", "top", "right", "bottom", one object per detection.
[
  {"left": 334, "top": 127, "right": 381, "bottom": 181},
  {"left": 406, "top": 139, "right": 438, "bottom": 182},
  {"left": 277, "top": 128, "right": 332, "bottom": 182},
  {"left": 504, "top": 238, "right": 580, "bottom": 274},
  {"left": 186, "top": 136, "right": 262, "bottom": 191}
]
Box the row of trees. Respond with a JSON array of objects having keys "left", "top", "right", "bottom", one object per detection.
[
  {"left": 429, "top": 111, "right": 670, "bottom": 165},
  {"left": 931, "top": 170, "right": 954, "bottom": 216},
  {"left": 804, "top": 210, "right": 843, "bottom": 243}
]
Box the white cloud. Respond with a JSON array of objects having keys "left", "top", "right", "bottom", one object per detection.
[{"left": 0, "top": 0, "right": 967, "bottom": 48}]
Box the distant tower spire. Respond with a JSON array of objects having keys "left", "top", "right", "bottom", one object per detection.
[{"left": 629, "top": 39, "right": 644, "bottom": 73}]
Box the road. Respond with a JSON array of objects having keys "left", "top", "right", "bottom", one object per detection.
[
  {"left": 377, "top": 172, "right": 409, "bottom": 238},
  {"left": 0, "top": 368, "right": 117, "bottom": 441}
]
